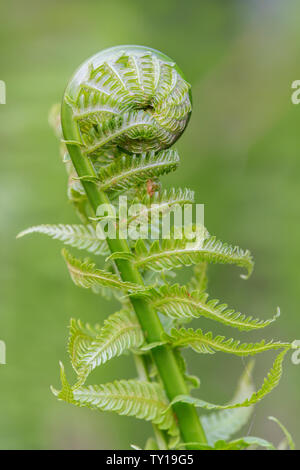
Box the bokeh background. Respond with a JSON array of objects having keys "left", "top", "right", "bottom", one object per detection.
[{"left": 1, "top": 0, "right": 299, "bottom": 449}]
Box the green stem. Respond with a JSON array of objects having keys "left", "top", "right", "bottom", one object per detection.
[{"left": 61, "top": 104, "right": 207, "bottom": 448}]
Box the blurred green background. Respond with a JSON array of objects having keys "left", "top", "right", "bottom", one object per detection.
[{"left": 1, "top": 0, "right": 299, "bottom": 449}]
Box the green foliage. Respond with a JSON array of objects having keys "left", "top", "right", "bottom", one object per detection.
[
  {"left": 130, "top": 236, "right": 254, "bottom": 278},
  {"left": 164, "top": 327, "right": 290, "bottom": 356},
  {"left": 53, "top": 363, "right": 179, "bottom": 442},
  {"left": 151, "top": 284, "right": 279, "bottom": 331},
  {"left": 96, "top": 149, "right": 179, "bottom": 194},
  {"left": 168, "top": 347, "right": 291, "bottom": 410},
  {"left": 62, "top": 248, "right": 142, "bottom": 293},
  {"left": 68, "top": 310, "right": 144, "bottom": 383},
  {"left": 17, "top": 224, "right": 109, "bottom": 255},
  {"left": 135, "top": 187, "right": 195, "bottom": 211},
  {"left": 68, "top": 50, "right": 191, "bottom": 155},
  {"left": 73, "top": 380, "right": 178, "bottom": 439},
  {"left": 19, "top": 45, "right": 298, "bottom": 450}
]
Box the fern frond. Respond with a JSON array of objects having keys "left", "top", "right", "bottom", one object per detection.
[
  {"left": 53, "top": 366, "right": 179, "bottom": 439},
  {"left": 17, "top": 224, "right": 109, "bottom": 255},
  {"left": 69, "top": 310, "right": 144, "bottom": 382},
  {"left": 128, "top": 187, "right": 194, "bottom": 221},
  {"left": 74, "top": 51, "right": 191, "bottom": 155},
  {"left": 168, "top": 347, "right": 291, "bottom": 411},
  {"left": 96, "top": 149, "right": 179, "bottom": 194},
  {"left": 133, "top": 187, "right": 194, "bottom": 210},
  {"left": 73, "top": 54, "right": 191, "bottom": 155},
  {"left": 151, "top": 284, "right": 279, "bottom": 331},
  {"left": 62, "top": 248, "right": 143, "bottom": 293},
  {"left": 73, "top": 380, "right": 178, "bottom": 438},
  {"left": 202, "top": 361, "right": 255, "bottom": 445},
  {"left": 130, "top": 236, "right": 253, "bottom": 278},
  {"left": 49, "top": 46, "right": 294, "bottom": 450},
  {"left": 68, "top": 319, "right": 101, "bottom": 373},
  {"left": 165, "top": 327, "right": 290, "bottom": 356}
]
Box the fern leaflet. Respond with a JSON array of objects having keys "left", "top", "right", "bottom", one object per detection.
[
  {"left": 165, "top": 327, "right": 290, "bottom": 356},
  {"left": 62, "top": 248, "right": 143, "bottom": 293},
  {"left": 69, "top": 310, "right": 144, "bottom": 382},
  {"left": 17, "top": 224, "right": 109, "bottom": 255},
  {"left": 151, "top": 284, "right": 279, "bottom": 331},
  {"left": 128, "top": 187, "right": 195, "bottom": 223},
  {"left": 52, "top": 363, "right": 179, "bottom": 440},
  {"left": 73, "top": 380, "right": 178, "bottom": 438},
  {"left": 168, "top": 347, "right": 291, "bottom": 411},
  {"left": 96, "top": 149, "right": 179, "bottom": 194},
  {"left": 128, "top": 236, "right": 253, "bottom": 278}
]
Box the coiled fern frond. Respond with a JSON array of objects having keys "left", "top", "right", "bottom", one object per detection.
[
  {"left": 19, "top": 45, "right": 297, "bottom": 450},
  {"left": 67, "top": 48, "right": 191, "bottom": 155}
]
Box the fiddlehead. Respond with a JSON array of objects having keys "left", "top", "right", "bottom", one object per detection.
[
  {"left": 60, "top": 46, "right": 208, "bottom": 449},
  {"left": 19, "top": 45, "right": 298, "bottom": 450},
  {"left": 63, "top": 45, "right": 191, "bottom": 156}
]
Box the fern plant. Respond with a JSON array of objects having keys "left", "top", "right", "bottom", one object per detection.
[{"left": 19, "top": 45, "right": 298, "bottom": 450}]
